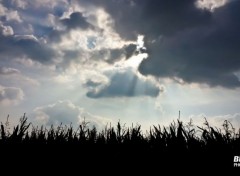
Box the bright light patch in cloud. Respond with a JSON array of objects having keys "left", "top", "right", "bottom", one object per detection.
[
  {"left": 195, "top": 0, "right": 229, "bottom": 11},
  {"left": 0, "top": 23, "right": 14, "bottom": 36},
  {"left": 124, "top": 53, "right": 148, "bottom": 69},
  {"left": 136, "top": 35, "right": 146, "bottom": 51},
  {"left": 116, "top": 35, "right": 147, "bottom": 69}
]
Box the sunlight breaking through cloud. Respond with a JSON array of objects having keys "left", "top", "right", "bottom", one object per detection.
[{"left": 1, "top": 0, "right": 240, "bottom": 131}]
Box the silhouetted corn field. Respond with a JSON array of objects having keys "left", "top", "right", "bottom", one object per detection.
[{"left": 0, "top": 114, "right": 239, "bottom": 169}]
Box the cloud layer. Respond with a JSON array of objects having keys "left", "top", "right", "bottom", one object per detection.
[
  {"left": 139, "top": 0, "right": 240, "bottom": 88},
  {"left": 1, "top": 0, "right": 239, "bottom": 89}
]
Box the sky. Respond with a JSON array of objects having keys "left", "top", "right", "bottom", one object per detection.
[{"left": 0, "top": 0, "right": 240, "bottom": 130}]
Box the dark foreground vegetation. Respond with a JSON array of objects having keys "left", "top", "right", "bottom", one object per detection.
[{"left": 0, "top": 114, "right": 239, "bottom": 170}]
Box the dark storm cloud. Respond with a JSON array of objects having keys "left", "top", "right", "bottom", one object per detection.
[
  {"left": 78, "top": 0, "right": 211, "bottom": 40},
  {"left": 78, "top": 0, "right": 240, "bottom": 88},
  {"left": 86, "top": 68, "right": 160, "bottom": 98},
  {"left": 61, "top": 12, "right": 93, "bottom": 30},
  {"left": 0, "top": 33, "right": 56, "bottom": 63},
  {"left": 124, "top": 44, "right": 137, "bottom": 58},
  {"left": 90, "top": 44, "right": 137, "bottom": 64},
  {"left": 139, "top": 0, "right": 240, "bottom": 88}
]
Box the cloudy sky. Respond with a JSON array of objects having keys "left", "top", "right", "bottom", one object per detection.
[{"left": 1, "top": 0, "right": 240, "bottom": 130}]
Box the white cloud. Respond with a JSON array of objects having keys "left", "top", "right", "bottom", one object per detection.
[
  {"left": 0, "top": 4, "right": 7, "bottom": 16},
  {"left": 30, "top": 0, "right": 69, "bottom": 9},
  {"left": 0, "top": 85, "right": 24, "bottom": 106},
  {"left": 14, "top": 34, "right": 38, "bottom": 41},
  {"left": 6, "top": 10, "right": 22, "bottom": 22},
  {"left": 33, "top": 100, "right": 112, "bottom": 129},
  {"left": 10, "top": 0, "right": 69, "bottom": 9},
  {"left": 189, "top": 113, "right": 240, "bottom": 130},
  {"left": 0, "top": 23, "right": 14, "bottom": 36},
  {"left": 0, "top": 67, "right": 20, "bottom": 75},
  {"left": 195, "top": 0, "right": 229, "bottom": 12}
]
